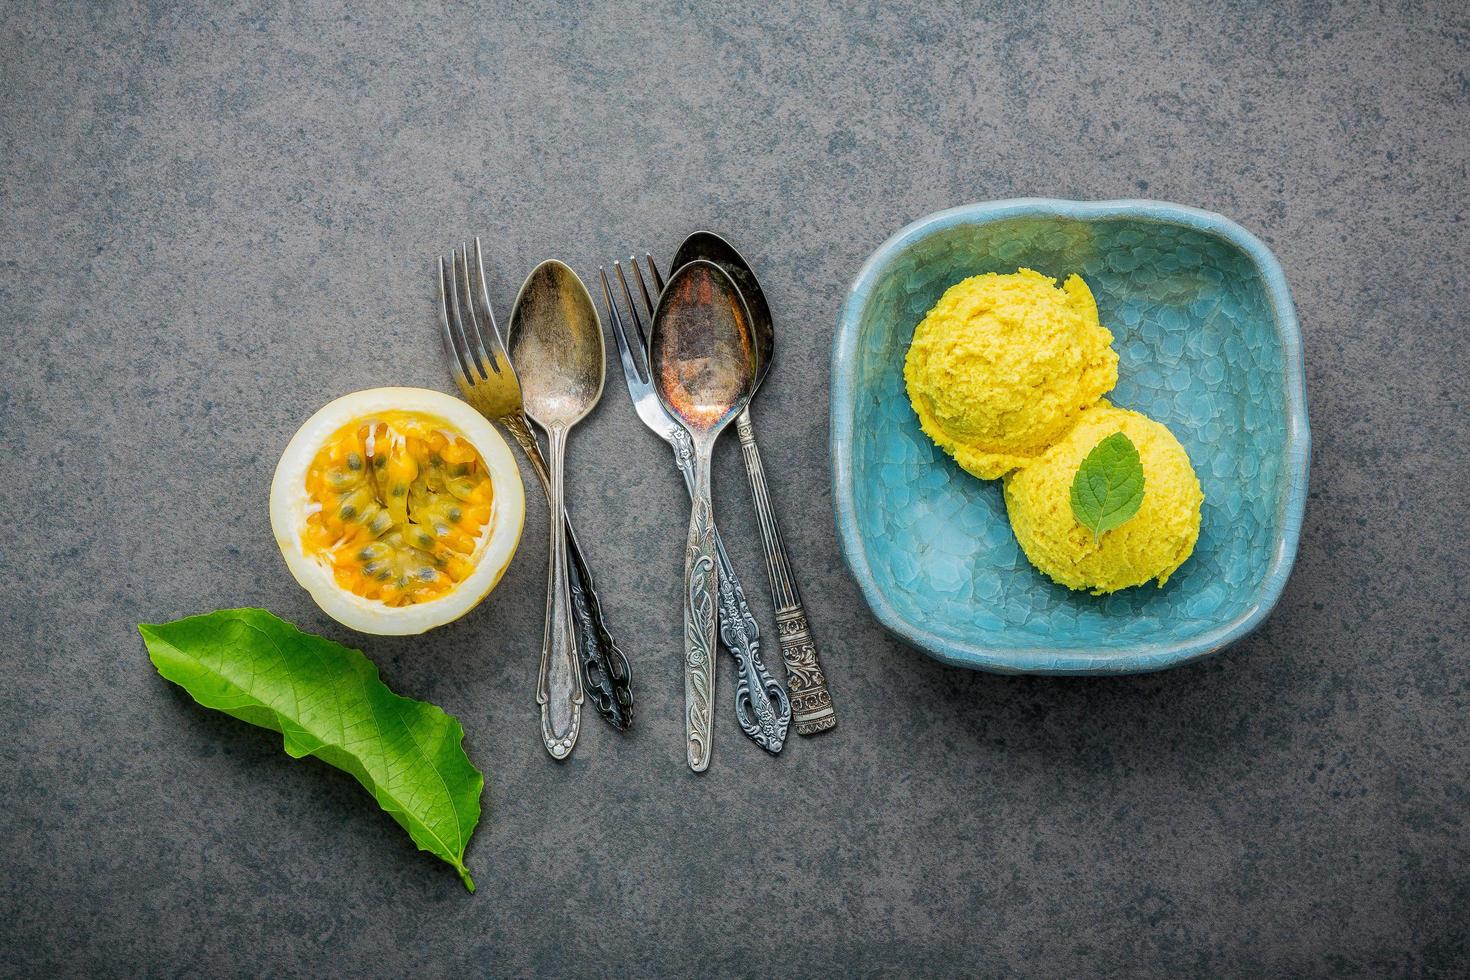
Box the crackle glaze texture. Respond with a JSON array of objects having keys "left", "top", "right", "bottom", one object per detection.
[
  {"left": 3, "top": 1, "right": 1467, "bottom": 977},
  {"left": 835, "top": 203, "right": 1306, "bottom": 672}
]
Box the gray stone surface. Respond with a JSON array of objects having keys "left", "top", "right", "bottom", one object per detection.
[{"left": 2, "top": 0, "right": 1466, "bottom": 976}]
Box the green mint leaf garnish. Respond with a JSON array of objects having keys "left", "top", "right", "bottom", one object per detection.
[{"left": 1069, "top": 431, "right": 1145, "bottom": 544}]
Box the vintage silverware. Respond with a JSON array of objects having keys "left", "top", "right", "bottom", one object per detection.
[
  {"left": 599, "top": 258, "right": 790, "bottom": 755},
  {"left": 649, "top": 260, "right": 759, "bottom": 772},
  {"left": 438, "top": 241, "right": 632, "bottom": 753},
  {"left": 668, "top": 233, "right": 837, "bottom": 735},
  {"left": 508, "top": 259, "right": 608, "bottom": 760}
]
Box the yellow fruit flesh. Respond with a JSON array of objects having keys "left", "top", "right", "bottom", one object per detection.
[{"left": 302, "top": 411, "right": 494, "bottom": 607}]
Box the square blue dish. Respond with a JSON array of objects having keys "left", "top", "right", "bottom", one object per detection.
[{"left": 831, "top": 199, "right": 1310, "bottom": 674}]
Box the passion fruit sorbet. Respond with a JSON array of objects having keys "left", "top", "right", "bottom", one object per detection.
[
  {"left": 1003, "top": 402, "right": 1204, "bottom": 594},
  {"left": 904, "top": 268, "right": 1119, "bottom": 479},
  {"left": 303, "top": 412, "right": 493, "bottom": 607}
]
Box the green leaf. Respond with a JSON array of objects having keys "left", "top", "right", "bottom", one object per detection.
[
  {"left": 139, "top": 608, "right": 483, "bottom": 891},
  {"left": 1069, "top": 432, "right": 1145, "bottom": 543}
]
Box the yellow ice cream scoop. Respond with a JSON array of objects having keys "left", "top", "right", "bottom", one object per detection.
[
  {"left": 904, "top": 268, "right": 1118, "bottom": 479},
  {"left": 1003, "top": 402, "right": 1204, "bottom": 594}
]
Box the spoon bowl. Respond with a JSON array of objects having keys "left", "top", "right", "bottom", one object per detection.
[
  {"left": 650, "top": 260, "right": 757, "bottom": 438},
  {"left": 671, "top": 231, "right": 774, "bottom": 394},
  {"left": 510, "top": 260, "right": 606, "bottom": 426}
]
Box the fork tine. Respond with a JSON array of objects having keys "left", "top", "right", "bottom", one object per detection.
[
  {"left": 454, "top": 245, "right": 496, "bottom": 380},
  {"left": 613, "top": 260, "right": 651, "bottom": 353},
  {"left": 644, "top": 253, "right": 664, "bottom": 293},
  {"left": 629, "top": 256, "right": 656, "bottom": 319},
  {"left": 600, "top": 267, "right": 649, "bottom": 384},
  {"left": 439, "top": 255, "right": 476, "bottom": 389},
  {"left": 467, "top": 238, "right": 505, "bottom": 375},
  {"left": 445, "top": 250, "right": 485, "bottom": 381}
]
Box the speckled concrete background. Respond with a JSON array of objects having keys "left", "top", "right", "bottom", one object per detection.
[{"left": 3, "top": 1, "right": 1466, "bottom": 976}]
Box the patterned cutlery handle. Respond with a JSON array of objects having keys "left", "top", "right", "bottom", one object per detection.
[
  {"left": 502, "top": 412, "right": 632, "bottom": 736},
  {"left": 734, "top": 408, "right": 837, "bottom": 735},
  {"left": 671, "top": 428, "right": 788, "bottom": 753},
  {"left": 683, "top": 454, "right": 719, "bottom": 772},
  {"left": 716, "top": 532, "right": 790, "bottom": 753},
  {"left": 538, "top": 427, "right": 582, "bottom": 760},
  {"left": 566, "top": 522, "right": 633, "bottom": 732}
]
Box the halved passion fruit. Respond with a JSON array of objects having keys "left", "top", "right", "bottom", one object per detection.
[{"left": 270, "top": 387, "right": 525, "bottom": 635}]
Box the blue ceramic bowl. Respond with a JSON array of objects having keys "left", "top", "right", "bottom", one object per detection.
[{"left": 831, "top": 199, "right": 1309, "bottom": 674}]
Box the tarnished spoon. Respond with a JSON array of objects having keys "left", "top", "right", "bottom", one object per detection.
[
  {"left": 509, "top": 261, "right": 605, "bottom": 760},
  {"left": 649, "top": 260, "right": 758, "bottom": 772},
  {"left": 670, "top": 232, "right": 836, "bottom": 735}
]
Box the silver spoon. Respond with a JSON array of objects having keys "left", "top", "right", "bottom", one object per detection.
[
  {"left": 669, "top": 232, "right": 837, "bottom": 735},
  {"left": 509, "top": 260, "right": 605, "bottom": 760},
  {"left": 649, "top": 260, "right": 758, "bottom": 772}
]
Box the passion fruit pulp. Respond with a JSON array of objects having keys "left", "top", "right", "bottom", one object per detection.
[{"left": 270, "top": 387, "right": 524, "bottom": 635}]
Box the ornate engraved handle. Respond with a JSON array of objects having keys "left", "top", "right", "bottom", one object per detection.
[
  {"left": 539, "top": 426, "right": 583, "bottom": 759},
  {"left": 503, "top": 412, "right": 631, "bottom": 736},
  {"left": 683, "top": 452, "right": 718, "bottom": 772},
  {"left": 670, "top": 427, "right": 788, "bottom": 753},
  {"left": 566, "top": 526, "right": 633, "bottom": 732},
  {"left": 734, "top": 408, "right": 837, "bottom": 735}
]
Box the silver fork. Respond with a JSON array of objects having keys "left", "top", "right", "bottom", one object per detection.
[
  {"left": 599, "top": 257, "right": 789, "bottom": 754},
  {"left": 438, "top": 240, "right": 634, "bottom": 745}
]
